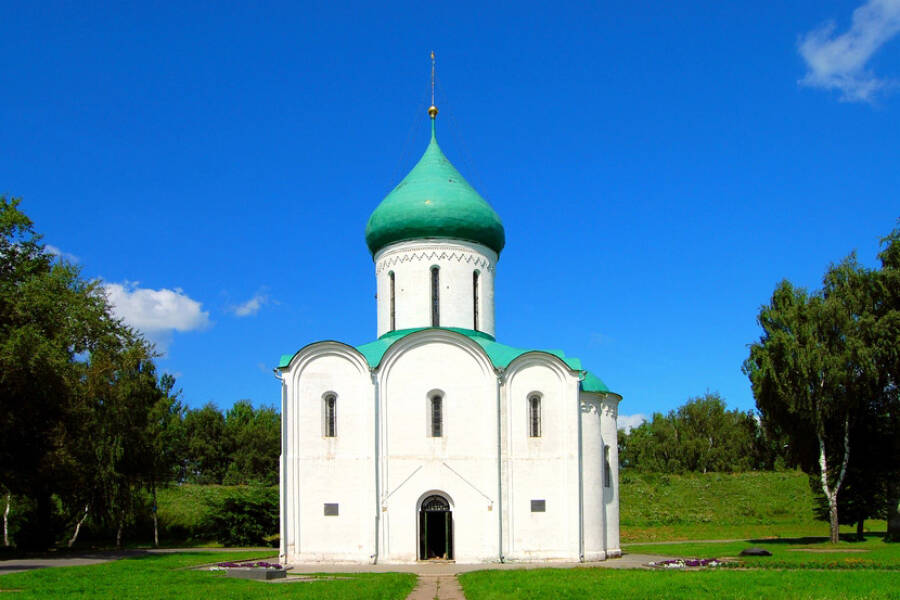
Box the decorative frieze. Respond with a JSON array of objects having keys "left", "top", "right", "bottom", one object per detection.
[{"left": 376, "top": 247, "right": 494, "bottom": 275}]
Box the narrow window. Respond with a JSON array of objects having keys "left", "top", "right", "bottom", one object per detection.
[
  {"left": 324, "top": 393, "right": 337, "bottom": 437},
  {"left": 389, "top": 271, "right": 396, "bottom": 331},
  {"left": 528, "top": 394, "right": 541, "bottom": 437},
  {"left": 324, "top": 503, "right": 339, "bottom": 516},
  {"left": 430, "top": 393, "right": 443, "bottom": 437},
  {"left": 431, "top": 266, "right": 440, "bottom": 327},
  {"left": 604, "top": 446, "right": 611, "bottom": 488},
  {"left": 473, "top": 271, "right": 480, "bottom": 330},
  {"left": 531, "top": 500, "right": 546, "bottom": 512}
]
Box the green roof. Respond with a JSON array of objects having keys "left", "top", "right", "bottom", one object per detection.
[
  {"left": 277, "top": 327, "right": 613, "bottom": 395},
  {"left": 364, "top": 120, "right": 505, "bottom": 256}
]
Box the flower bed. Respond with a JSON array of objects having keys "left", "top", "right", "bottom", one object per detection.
[
  {"left": 210, "top": 561, "right": 286, "bottom": 580},
  {"left": 647, "top": 558, "right": 723, "bottom": 569}
]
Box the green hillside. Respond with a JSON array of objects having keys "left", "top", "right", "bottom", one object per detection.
[
  {"left": 154, "top": 472, "right": 887, "bottom": 546},
  {"left": 620, "top": 470, "right": 885, "bottom": 542}
]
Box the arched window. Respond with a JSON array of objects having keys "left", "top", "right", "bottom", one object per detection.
[
  {"left": 604, "top": 446, "right": 611, "bottom": 487},
  {"left": 323, "top": 393, "right": 337, "bottom": 437},
  {"left": 430, "top": 392, "right": 443, "bottom": 437},
  {"left": 431, "top": 266, "right": 440, "bottom": 327},
  {"left": 389, "top": 271, "right": 396, "bottom": 331},
  {"left": 473, "top": 270, "right": 480, "bottom": 330},
  {"left": 528, "top": 393, "right": 541, "bottom": 438}
]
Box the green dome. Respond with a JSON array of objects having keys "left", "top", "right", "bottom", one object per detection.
[{"left": 365, "top": 121, "right": 505, "bottom": 256}]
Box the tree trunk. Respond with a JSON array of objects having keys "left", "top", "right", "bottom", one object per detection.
[
  {"left": 856, "top": 516, "right": 864, "bottom": 541},
  {"left": 152, "top": 485, "right": 159, "bottom": 548},
  {"left": 817, "top": 415, "right": 850, "bottom": 545},
  {"left": 888, "top": 494, "right": 900, "bottom": 542},
  {"left": 68, "top": 504, "right": 89, "bottom": 548},
  {"left": 3, "top": 494, "right": 10, "bottom": 547},
  {"left": 116, "top": 512, "right": 124, "bottom": 549}
]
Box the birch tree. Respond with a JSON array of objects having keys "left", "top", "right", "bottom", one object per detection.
[{"left": 744, "top": 276, "right": 859, "bottom": 544}]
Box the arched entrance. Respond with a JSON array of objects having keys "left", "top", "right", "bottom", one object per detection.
[{"left": 418, "top": 494, "right": 453, "bottom": 560}]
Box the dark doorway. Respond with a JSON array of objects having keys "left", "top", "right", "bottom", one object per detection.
[{"left": 418, "top": 495, "right": 453, "bottom": 560}]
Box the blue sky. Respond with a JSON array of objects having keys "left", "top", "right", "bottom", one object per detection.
[{"left": 2, "top": 1, "right": 898, "bottom": 426}]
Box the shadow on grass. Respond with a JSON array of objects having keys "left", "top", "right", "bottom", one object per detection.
[{"left": 749, "top": 532, "right": 887, "bottom": 545}]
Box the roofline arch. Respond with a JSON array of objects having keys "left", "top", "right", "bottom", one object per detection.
[
  {"left": 281, "top": 340, "right": 370, "bottom": 378},
  {"left": 504, "top": 350, "right": 579, "bottom": 381},
  {"left": 502, "top": 351, "right": 580, "bottom": 392},
  {"left": 376, "top": 328, "right": 497, "bottom": 384}
]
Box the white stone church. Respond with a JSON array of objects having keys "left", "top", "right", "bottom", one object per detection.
[{"left": 276, "top": 104, "right": 622, "bottom": 564}]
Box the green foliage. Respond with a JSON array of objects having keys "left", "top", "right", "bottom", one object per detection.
[
  {"left": 179, "top": 401, "right": 280, "bottom": 486},
  {"left": 222, "top": 401, "right": 280, "bottom": 485},
  {"left": 181, "top": 404, "right": 228, "bottom": 484},
  {"left": 201, "top": 486, "right": 278, "bottom": 547},
  {"left": 745, "top": 226, "right": 900, "bottom": 543},
  {"left": 0, "top": 551, "right": 417, "bottom": 599},
  {"left": 619, "top": 393, "right": 775, "bottom": 473}
]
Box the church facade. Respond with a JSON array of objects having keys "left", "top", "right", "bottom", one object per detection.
[{"left": 277, "top": 106, "right": 622, "bottom": 564}]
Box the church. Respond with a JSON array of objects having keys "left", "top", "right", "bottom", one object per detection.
[{"left": 276, "top": 101, "right": 622, "bottom": 564}]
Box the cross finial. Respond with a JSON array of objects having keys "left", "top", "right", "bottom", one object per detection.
[{"left": 428, "top": 51, "right": 438, "bottom": 120}]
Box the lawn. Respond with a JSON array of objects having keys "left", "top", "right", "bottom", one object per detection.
[
  {"left": 626, "top": 537, "right": 900, "bottom": 570},
  {"left": 0, "top": 551, "right": 417, "bottom": 600},
  {"left": 459, "top": 535, "right": 900, "bottom": 599},
  {"left": 459, "top": 568, "right": 900, "bottom": 600}
]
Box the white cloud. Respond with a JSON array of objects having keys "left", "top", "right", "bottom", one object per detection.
[
  {"left": 798, "top": 0, "right": 900, "bottom": 102},
  {"left": 45, "top": 244, "right": 79, "bottom": 263},
  {"left": 229, "top": 292, "right": 269, "bottom": 317},
  {"left": 618, "top": 413, "right": 647, "bottom": 433},
  {"left": 103, "top": 282, "right": 210, "bottom": 349}
]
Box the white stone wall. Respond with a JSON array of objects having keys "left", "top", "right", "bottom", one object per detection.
[
  {"left": 377, "top": 331, "right": 500, "bottom": 563},
  {"left": 600, "top": 394, "right": 622, "bottom": 557},
  {"left": 281, "top": 343, "right": 376, "bottom": 564},
  {"left": 580, "top": 391, "right": 607, "bottom": 561},
  {"left": 374, "top": 240, "right": 497, "bottom": 338},
  {"left": 502, "top": 354, "right": 582, "bottom": 561}
]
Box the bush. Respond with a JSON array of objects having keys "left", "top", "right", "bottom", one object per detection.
[{"left": 202, "top": 486, "right": 278, "bottom": 547}]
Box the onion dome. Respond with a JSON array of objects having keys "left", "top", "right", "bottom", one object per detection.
[{"left": 365, "top": 113, "right": 505, "bottom": 256}]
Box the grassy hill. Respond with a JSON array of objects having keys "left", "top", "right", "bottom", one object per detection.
[
  {"left": 155, "top": 484, "right": 273, "bottom": 545},
  {"left": 620, "top": 470, "right": 885, "bottom": 542},
  {"left": 154, "top": 472, "right": 886, "bottom": 545}
]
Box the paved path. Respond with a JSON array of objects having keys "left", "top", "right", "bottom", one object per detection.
[
  {"left": 406, "top": 574, "right": 466, "bottom": 600},
  {"left": 0, "top": 547, "right": 274, "bottom": 576}
]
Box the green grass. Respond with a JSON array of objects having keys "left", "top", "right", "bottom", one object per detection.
[
  {"left": 458, "top": 472, "right": 900, "bottom": 599},
  {"left": 626, "top": 537, "right": 900, "bottom": 570},
  {"left": 459, "top": 568, "right": 900, "bottom": 600},
  {"left": 0, "top": 551, "right": 416, "bottom": 599},
  {"left": 620, "top": 471, "right": 887, "bottom": 542}
]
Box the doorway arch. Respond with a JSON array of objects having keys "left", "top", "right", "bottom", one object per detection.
[{"left": 418, "top": 494, "right": 453, "bottom": 560}]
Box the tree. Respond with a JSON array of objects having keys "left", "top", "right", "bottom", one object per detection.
[
  {"left": 744, "top": 257, "right": 874, "bottom": 544},
  {"left": 868, "top": 228, "right": 900, "bottom": 541},
  {"left": 182, "top": 403, "right": 229, "bottom": 484},
  {"left": 0, "top": 197, "right": 122, "bottom": 549},
  {"left": 0, "top": 197, "right": 177, "bottom": 549},
  {"left": 223, "top": 401, "right": 280, "bottom": 485},
  {"left": 145, "top": 374, "right": 185, "bottom": 546},
  {"left": 618, "top": 393, "right": 770, "bottom": 473}
]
